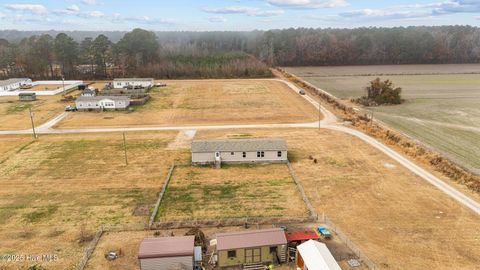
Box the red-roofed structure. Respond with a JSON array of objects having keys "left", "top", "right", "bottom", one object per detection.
[{"left": 285, "top": 230, "right": 319, "bottom": 242}]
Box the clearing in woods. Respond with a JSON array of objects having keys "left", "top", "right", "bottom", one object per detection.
[
  {"left": 0, "top": 95, "right": 66, "bottom": 131},
  {"left": 284, "top": 65, "right": 480, "bottom": 173},
  {"left": 194, "top": 128, "right": 480, "bottom": 270},
  {"left": 155, "top": 163, "right": 308, "bottom": 222},
  {"left": 55, "top": 79, "right": 318, "bottom": 129}
]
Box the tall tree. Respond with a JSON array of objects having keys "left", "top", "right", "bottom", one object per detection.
[
  {"left": 116, "top": 28, "right": 159, "bottom": 71},
  {"left": 54, "top": 33, "right": 78, "bottom": 78},
  {"left": 93, "top": 34, "right": 112, "bottom": 78}
]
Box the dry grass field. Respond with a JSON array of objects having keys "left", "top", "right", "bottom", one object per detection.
[
  {"left": 285, "top": 66, "right": 480, "bottom": 173},
  {"left": 0, "top": 95, "right": 66, "bottom": 130},
  {"left": 0, "top": 131, "right": 186, "bottom": 269},
  {"left": 195, "top": 128, "right": 480, "bottom": 270},
  {"left": 156, "top": 164, "right": 308, "bottom": 221},
  {"left": 56, "top": 79, "right": 318, "bottom": 128}
]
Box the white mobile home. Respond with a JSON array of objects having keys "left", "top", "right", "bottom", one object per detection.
[
  {"left": 75, "top": 96, "right": 130, "bottom": 111},
  {"left": 113, "top": 78, "right": 154, "bottom": 89},
  {"left": 0, "top": 78, "right": 32, "bottom": 92},
  {"left": 138, "top": 236, "right": 195, "bottom": 270},
  {"left": 191, "top": 138, "right": 288, "bottom": 165}
]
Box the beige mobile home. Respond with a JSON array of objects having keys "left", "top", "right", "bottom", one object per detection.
[
  {"left": 191, "top": 138, "right": 288, "bottom": 165},
  {"left": 215, "top": 228, "right": 287, "bottom": 268},
  {"left": 138, "top": 236, "right": 195, "bottom": 270}
]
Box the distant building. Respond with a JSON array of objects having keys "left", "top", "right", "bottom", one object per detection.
[
  {"left": 215, "top": 228, "right": 288, "bottom": 268},
  {"left": 191, "top": 138, "right": 288, "bottom": 165},
  {"left": 18, "top": 92, "right": 36, "bottom": 101},
  {"left": 138, "top": 236, "right": 195, "bottom": 270},
  {"left": 80, "top": 89, "right": 95, "bottom": 97},
  {"left": 0, "top": 78, "right": 32, "bottom": 92},
  {"left": 296, "top": 240, "right": 341, "bottom": 270},
  {"left": 75, "top": 96, "right": 130, "bottom": 110},
  {"left": 113, "top": 78, "right": 154, "bottom": 89}
]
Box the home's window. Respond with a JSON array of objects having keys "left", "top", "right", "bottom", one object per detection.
[
  {"left": 270, "top": 246, "right": 277, "bottom": 254},
  {"left": 227, "top": 250, "right": 236, "bottom": 258},
  {"left": 261, "top": 151, "right": 265, "bottom": 157},
  {"left": 277, "top": 151, "right": 282, "bottom": 157},
  {"left": 231, "top": 152, "right": 234, "bottom": 155},
  {"left": 243, "top": 152, "right": 246, "bottom": 158},
  {"left": 257, "top": 152, "right": 260, "bottom": 158}
]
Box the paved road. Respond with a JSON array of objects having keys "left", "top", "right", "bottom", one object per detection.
[{"left": 0, "top": 78, "right": 479, "bottom": 215}]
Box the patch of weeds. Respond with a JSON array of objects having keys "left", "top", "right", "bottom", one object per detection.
[
  {"left": 324, "top": 157, "right": 347, "bottom": 168},
  {"left": 287, "top": 151, "right": 299, "bottom": 163},
  {"left": 228, "top": 133, "right": 253, "bottom": 139},
  {"left": 0, "top": 208, "right": 17, "bottom": 224},
  {"left": 7, "top": 102, "right": 33, "bottom": 114},
  {"left": 203, "top": 183, "right": 241, "bottom": 199},
  {"left": 267, "top": 178, "right": 288, "bottom": 186},
  {"left": 23, "top": 206, "right": 58, "bottom": 223},
  {"left": 221, "top": 163, "right": 256, "bottom": 169},
  {"left": 123, "top": 139, "right": 167, "bottom": 151},
  {"left": 48, "top": 229, "right": 65, "bottom": 237}
]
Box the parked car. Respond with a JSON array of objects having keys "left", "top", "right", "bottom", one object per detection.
[
  {"left": 65, "top": 105, "right": 77, "bottom": 112},
  {"left": 317, "top": 226, "right": 332, "bottom": 239}
]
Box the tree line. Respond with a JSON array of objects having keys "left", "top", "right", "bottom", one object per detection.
[{"left": 1, "top": 26, "right": 479, "bottom": 80}]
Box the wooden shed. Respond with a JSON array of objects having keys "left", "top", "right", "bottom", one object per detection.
[
  {"left": 216, "top": 228, "right": 287, "bottom": 268},
  {"left": 138, "top": 236, "right": 195, "bottom": 270}
]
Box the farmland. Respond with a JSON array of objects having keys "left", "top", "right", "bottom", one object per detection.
[
  {"left": 284, "top": 65, "right": 480, "bottom": 173},
  {"left": 195, "top": 128, "right": 480, "bottom": 270},
  {"left": 0, "top": 132, "right": 184, "bottom": 269},
  {"left": 56, "top": 79, "right": 318, "bottom": 128},
  {"left": 156, "top": 164, "right": 308, "bottom": 221},
  {"left": 0, "top": 95, "right": 66, "bottom": 130}
]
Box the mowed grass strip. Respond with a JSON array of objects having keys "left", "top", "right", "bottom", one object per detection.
[{"left": 156, "top": 164, "right": 308, "bottom": 221}]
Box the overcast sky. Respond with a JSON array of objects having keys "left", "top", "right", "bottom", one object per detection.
[{"left": 1, "top": 0, "right": 479, "bottom": 31}]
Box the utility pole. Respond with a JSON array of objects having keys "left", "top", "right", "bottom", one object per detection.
[
  {"left": 29, "top": 107, "right": 37, "bottom": 139},
  {"left": 123, "top": 133, "right": 128, "bottom": 166},
  {"left": 62, "top": 75, "right": 66, "bottom": 96}
]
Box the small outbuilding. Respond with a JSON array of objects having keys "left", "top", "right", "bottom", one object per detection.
[
  {"left": 138, "top": 236, "right": 195, "bottom": 270},
  {"left": 191, "top": 138, "right": 288, "bottom": 165},
  {"left": 296, "top": 240, "right": 341, "bottom": 270},
  {"left": 216, "top": 228, "right": 287, "bottom": 268},
  {"left": 75, "top": 96, "right": 130, "bottom": 111},
  {"left": 18, "top": 92, "right": 36, "bottom": 101},
  {"left": 113, "top": 78, "right": 154, "bottom": 89}
]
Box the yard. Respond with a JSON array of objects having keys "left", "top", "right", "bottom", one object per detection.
[
  {"left": 284, "top": 65, "right": 480, "bottom": 173},
  {"left": 55, "top": 79, "right": 318, "bottom": 128},
  {"left": 0, "top": 131, "right": 186, "bottom": 269},
  {"left": 195, "top": 128, "right": 480, "bottom": 270},
  {"left": 0, "top": 95, "right": 66, "bottom": 130},
  {"left": 156, "top": 164, "right": 308, "bottom": 222}
]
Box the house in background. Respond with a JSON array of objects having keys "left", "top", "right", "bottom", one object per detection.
[
  {"left": 18, "top": 92, "right": 36, "bottom": 101},
  {"left": 75, "top": 96, "right": 130, "bottom": 111},
  {"left": 80, "top": 89, "right": 96, "bottom": 97},
  {"left": 138, "top": 236, "right": 195, "bottom": 270},
  {"left": 0, "top": 78, "right": 32, "bottom": 91},
  {"left": 113, "top": 78, "right": 154, "bottom": 89},
  {"left": 191, "top": 138, "right": 288, "bottom": 166},
  {"left": 296, "top": 240, "right": 341, "bottom": 270},
  {"left": 215, "top": 228, "right": 288, "bottom": 268}
]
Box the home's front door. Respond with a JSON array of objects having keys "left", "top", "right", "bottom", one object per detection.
[{"left": 245, "top": 248, "right": 261, "bottom": 263}]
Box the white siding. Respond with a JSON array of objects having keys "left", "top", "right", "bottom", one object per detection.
[
  {"left": 140, "top": 256, "right": 193, "bottom": 270},
  {"left": 114, "top": 80, "right": 153, "bottom": 88},
  {"left": 192, "top": 150, "right": 287, "bottom": 164}
]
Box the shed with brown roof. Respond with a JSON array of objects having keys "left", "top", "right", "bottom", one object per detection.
[
  {"left": 215, "top": 228, "right": 287, "bottom": 268},
  {"left": 138, "top": 236, "right": 195, "bottom": 270}
]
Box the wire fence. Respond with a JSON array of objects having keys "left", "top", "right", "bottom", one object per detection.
[{"left": 319, "top": 213, "right": 378, "bottom": 270}]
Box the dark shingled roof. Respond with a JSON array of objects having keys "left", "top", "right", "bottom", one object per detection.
[
  {"left": 138, "top": 236, "right": 195, "bottom": 259},
  {"left": 216, "top": 228, "right": 287, "bottom": 251},
  {"left": 192, "top": 138, "right": 287, "bottom": 153}
]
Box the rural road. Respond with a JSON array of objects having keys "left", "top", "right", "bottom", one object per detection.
[{"left": 0, "top": 78, "right": 479, "bottom": 215}]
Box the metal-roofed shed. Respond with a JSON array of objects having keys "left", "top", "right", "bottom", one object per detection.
[
  {"left": 138, "top": 236, "right": 195, "bottom": 270},
  {"left": 296, "top": 240, "right": 341, "bottom": 270}
]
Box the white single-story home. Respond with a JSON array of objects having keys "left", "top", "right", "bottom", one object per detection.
[
  {"left": 138, "top": 236, "right": 195, "bottom": 270},
  {"left": 113, "top": 78, "right": 154, "bottom": 89},
  {"left": 0, "top": 78, "right": 32, "bottom": 91},
  {"left": 191, "top": 138, "right": 288, "bottom": 165},
  {"left": 296, "top": 240, "right": 341, "bottom": 270},
  {"left": 75, "top": 96, "right": 130, "bottom": 110}
]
